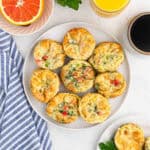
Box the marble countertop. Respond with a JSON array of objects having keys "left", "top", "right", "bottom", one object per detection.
[{"left": 14, "top": 0, "right": 150, "bottom": 150}]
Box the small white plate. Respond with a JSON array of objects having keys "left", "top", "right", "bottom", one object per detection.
[
  {"left": 97, "top": 114, "right": 150, "bottom": 150},
  {"left": 23, "top": 22, "right": 130, "bottom": 130}
]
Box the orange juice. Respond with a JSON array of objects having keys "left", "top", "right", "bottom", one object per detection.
[{"left": 90, "top": 0, "right": 130, "bottom": 17}]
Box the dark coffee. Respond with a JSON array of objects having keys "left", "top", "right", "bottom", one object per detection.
[{"left": 130, "top": 14, "right": 150, "bottom": 52}]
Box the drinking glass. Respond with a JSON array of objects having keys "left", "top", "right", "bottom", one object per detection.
[{"left": 90, "top": 0, "right": 130, "bottom": 17}]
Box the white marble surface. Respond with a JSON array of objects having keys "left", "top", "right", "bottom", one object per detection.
[{"left": 14, "top": 0, "right": 150, "bottom": 150}]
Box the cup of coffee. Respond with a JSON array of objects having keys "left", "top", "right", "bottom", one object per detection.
[{"left": 128, "top": 12, "right": 150, "bottom": 55}]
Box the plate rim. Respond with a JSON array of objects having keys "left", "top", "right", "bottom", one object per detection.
[
  {"left": 96, "top": 113, "right": 150, "bottom": 150},
  {"left": 23, "top": 21, "right": 131, "bottom": 130}
]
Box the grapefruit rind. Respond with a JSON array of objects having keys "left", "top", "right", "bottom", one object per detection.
[{"left": 0, "top": 0, "right": 44, "bottom": 26}]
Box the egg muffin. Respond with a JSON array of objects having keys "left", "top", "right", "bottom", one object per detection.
[
  {"left": 61, "top": 60, "right": 95, "bottom": 93},
  {"left": 46, "top": 93, "right": 80, "bottom": 124},
  {"left": 63, "top": 28, "right": 96, "bottom": 60},
  {"left": 145, "top": 137, "right": 150, "bottom": 150},
  {"left": 30, "top": 69, "right": 59, "bottom": 103},
  {"left": 114, "top": 123, "right": 145, "bottom": 150},
  {"left": 89, "top": 42, "right": 124, "bottom": 72},
  {"left": 79, "top": 93, "right": 111, "bottom": 124},
  {"left": 34, "top": 39, "right": 65, "bottom": 70},
  {"left": 95, "top": 72, "right": 126, "bottom": 98}
]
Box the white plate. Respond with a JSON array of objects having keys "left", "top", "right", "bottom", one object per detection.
[
  {"left": 23, "top": 22, "right": 130, "bottom": 129},
  {"left": 97, "top": 115, "right": 150, "bottom": 150}
]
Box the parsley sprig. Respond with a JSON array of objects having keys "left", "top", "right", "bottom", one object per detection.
[
  {"left": 99, "top": 140, "right": 117, "bottom": 150},
  {"left": 56, "top": 0, "right": 82, "bottom": 10}
]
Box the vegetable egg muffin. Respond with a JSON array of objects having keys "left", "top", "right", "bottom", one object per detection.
[
  {"left": 95, "top": 72, "right": 126, "bottom": 98},
  {"left": 89, "top": 42, "right": 124, "bottom": 72},
  {"left": 79, "top": 93, "right": 111, "bottom": 124},
  {"left": 34, "top": 39, "right": 65, "bottom": 70},
  {"left": 46, "top": 93, "right": 80, "bottom": 124},
  {"left": 30, "top": 69, "right": 59, "bottom": 103},
  {"left": 63, "top": 27, "right": 96, "bottom": 60},
  {"left": 114, "top": 123, "right": 145, "bottom": 150},
  {"left": 61, "top": 60, "right": 95, "bottom": 93},
  {"left": 145, "top": 137, "right": 150, "bottom": 150}
]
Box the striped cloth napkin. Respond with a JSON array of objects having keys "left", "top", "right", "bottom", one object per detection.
[{"left": 0, "top": 29, "right": 52, "bottom": 150}]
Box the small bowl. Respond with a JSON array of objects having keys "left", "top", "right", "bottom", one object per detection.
[
  {"left": 0, "top": 0, "right": 54, "bottom": 36},
  {"left": 128, "top": 12, "right": 150, "bottom": 55}
]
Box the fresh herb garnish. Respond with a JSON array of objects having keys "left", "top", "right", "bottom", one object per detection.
[
  {"left": 99, "top": 140, "right": 117, "bottom": 150},
  {"left": 56, "top": 0, "right": 82, "bottom": 10}
]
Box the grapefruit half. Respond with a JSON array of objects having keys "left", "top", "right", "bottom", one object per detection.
[{"left": 0, "top": 0, "right": 44, "bottom": 26}]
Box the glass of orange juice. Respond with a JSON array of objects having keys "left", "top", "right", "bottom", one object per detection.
[{"left": 90, "top": 0, "right": 130, "bottom": 17}]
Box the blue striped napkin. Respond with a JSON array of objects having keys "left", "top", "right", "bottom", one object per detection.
[{"left": 0, "top": 29, "right": 52, "bottom": 150}]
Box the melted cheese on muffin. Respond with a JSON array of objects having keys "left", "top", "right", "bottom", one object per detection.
[
  {"left": 34, "top": 39, "right": 65, "bottom": 70},
  {"left": 145, "top": 137, "right": 150, "bottom": 150},
  {"left": 79, "top": 93, "right": 111, "bottom": 124},
  {"left": 61, "top": 60, "right": 95, "bottom": 93},
  {"left": 30, "top": 69, "right": 59, "bottom": 103},
  {"left": 114, "top": 123, "right": 145, "bottom": 150},
  {"left": 89, "top": 42, "right": 124, "bottom": 72},
  {"left": 46, "top": 93, "right": 80, "bottom": 124},
  {"left": 95, "top": 72, "right": 126, "bottom": 98},
  {"left": 63, "top": 28, "right": 96, "bottom": 60}
]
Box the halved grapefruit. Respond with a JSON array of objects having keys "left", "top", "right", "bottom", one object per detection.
[{"left": 0, "top": 0, "right": 44, "bottom": 26}]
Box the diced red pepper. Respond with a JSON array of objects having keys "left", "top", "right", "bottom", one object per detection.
[
  {"left": 35, "top": 59, "right": 41, "bottom": 62},
  {"left": 62, "top": 111, "right": 67, "bottom": 116},
  {"left": 72, "top": 72, "right": 79, "bottom": 79},
  {"left": 84, "top": 67, "right": 91, "bottom": 73},
  {"left": 97, "top": 111, "right": 103, "bottom": 115},
  {"left": 63, "top": 106, "right": 68, "bottom": 111},
  {"left": 111, "top": 79, "right": 120, "bottom": 86},
  {"left": 42, "top": 55, "right": 48, "bottom": 60},
  {"left": 77, "top": 77, "right": 84, "bottom": 82}
]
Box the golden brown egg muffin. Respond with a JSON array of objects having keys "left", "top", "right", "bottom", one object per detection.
[
  {"left": 30, "top": 69, "right": 59, "bottom": 103},
  {"left": 145, "top": 137, "right": 150, "bottom": 150},
  {"left": 95, "top": 72, "right": 126, "bottom": 98},
  {"left": 63, "top": 28, "right": 96, "bottom": 60},
  {"left": 89, "top": 42, "right": 124, "bottom": 72},
  {"left": 114, "top": 123, "right": 145, "bottom": 150},
  {"left": 34, "top": 39, "right": 65, "bottom": 70},
  {"left": 79, "top": 93, "right": 111, "bottom": 124},
  {"left": 46, "top": 93, "right": 80, "bottom": 124},
  {"left": 61, "top": 60, "right": 95, "bottom": 93}
]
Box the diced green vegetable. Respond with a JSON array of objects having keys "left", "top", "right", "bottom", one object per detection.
[
  {"left": 94, "top": 105, "right": 97, "bottom": 112},
  {"left": 45, "top": 63, "right": 49, "bottom": 67},
  {"left": 82, "top": 65, "right": 87, "bottom": 70},
  {"left": 59, "top": 110, "right": 64, "bottom": 113},
  {"left": 68, "top": 110, "right": 74, "bottom": 116},
  {"left": 103, "top": 61, "right": 107, "bottom": 65},
  {"left": 74, "top": 81, "right": 79, "bottom": 88},
  {"left": 45, "top": 61, "right": 50, "bottom": 67}
]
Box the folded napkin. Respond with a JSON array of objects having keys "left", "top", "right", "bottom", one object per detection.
[{"left": 0, "top": 29, "right": 52, "bottom": 150}]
